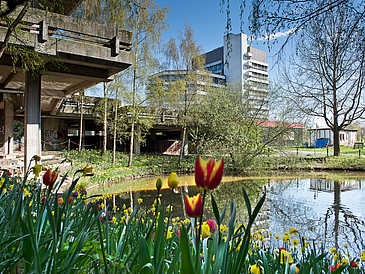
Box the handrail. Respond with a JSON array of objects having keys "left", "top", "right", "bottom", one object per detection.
[{"left": 3, "top": 6, "right": 132, "bottom": 55}]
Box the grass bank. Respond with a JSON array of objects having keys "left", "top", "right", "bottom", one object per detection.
[{"left": 56, "top": 149, "right": 365, "bottom": 193}]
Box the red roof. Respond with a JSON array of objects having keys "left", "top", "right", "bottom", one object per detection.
[{"left": 256, "top": 120, "right": 304, "bottom": 129}]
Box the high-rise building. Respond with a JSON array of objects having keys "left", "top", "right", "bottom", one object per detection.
[{"left": 205, "top": 33, "right": 269, "bottom": 116}]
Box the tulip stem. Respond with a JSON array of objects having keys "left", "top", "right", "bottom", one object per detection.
[
  {"left": 195, "top": 190, "right": 207, "bottom": 271},
  {"left": 166, "top": 188, "right": 173, "bottom": 239}
]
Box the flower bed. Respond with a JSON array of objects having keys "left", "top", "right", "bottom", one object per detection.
[{"left": 0, "top": 155, "right": 363, "bottom": 273}]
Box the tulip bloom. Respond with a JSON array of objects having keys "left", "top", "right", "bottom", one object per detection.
[
  {"left": 43, "top": 169, "right": 58, "bottom": 188},
  {"left": 185, "top": 193, "right": 202, "bottom": 218},
  {"left": 195, "top": 156, "right": 224, "bottom": 190},
  {"left": 168, "top": 172, "right": 179, "bottom": 189},
  {"left": 202, "top": 223, "right": 211, "bottom": 238},
  {"left": 57, "top": 198, "right": 63, "bottom": 205},
  {"left": 207, "top": 219, "right": 218, "bottom": 233},
  {"left": 156, "top": 177, "right": 163, "bottom": 190}
]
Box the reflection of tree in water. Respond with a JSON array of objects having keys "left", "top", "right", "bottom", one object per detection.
[
  {"left": 268, "top": 179, "right": 321, "bottom": 241},
  {"left": 323, "top": 180, "right": 365, "bottom": 254},
  {"left": 202, "top": 179, "right": 268, "bottom": 234},
  {"left": 269, "top": 178, "right": 365, "bottom": 255}
]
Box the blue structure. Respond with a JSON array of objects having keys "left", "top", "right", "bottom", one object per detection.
[{"left": 315, "top": 139, "right": 329, "bottom": 148}]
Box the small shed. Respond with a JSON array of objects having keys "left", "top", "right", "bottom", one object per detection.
[{"left": 308, "top": 127, "right": 358, "bottom": 147}]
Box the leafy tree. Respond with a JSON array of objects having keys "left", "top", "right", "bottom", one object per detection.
[
  {"left": 76, "top": 0, "right": 169, "bottom": 166},
  {"left": 192, "top": 83, "right": 263, "bottom": 169},
  {"left": 282, "top": 1, "right": 365, "bottom": 156},
  {"left": 193, "top": 82, "right": 300, "bottom": 170},
  {"left": 149, "top": 20, "right": 207, "bottom": 166}
]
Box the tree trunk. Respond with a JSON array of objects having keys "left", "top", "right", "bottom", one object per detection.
[
  {"left": 333, "top": 127, "right": 340, "bottom": 156},
  {"left": 78, "top": 91, "right": 84, "bottom": 152},
  {"left": 128, "top": 68, "right": 137, "bottom": 167},
  {"left": 178, "top": 125, "right": 186, "bottom": 166},
  {"left": 113, "top": 91, "right": 118, "bottom": 164},
  {"left": 332, "top": 80, "right": 340, "bottom": 156},
  {"left": 128, "top": 122, "right": 135, "bottom": 167},
  {"left": 102, "top": 82, "right": 108, "bottom": 155}
]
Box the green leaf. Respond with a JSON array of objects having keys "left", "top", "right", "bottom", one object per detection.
[
  {"left": 241, "top": 187, "right": 252, "bottom": 219},
  {"left": 139, "top": 237, "right": 152, "bottom": 274},
  {"left": 250, "top": 188, "right": 266, "bottom": 223},
  {"left": 211, "top": 194, "right": 220, "bottom": 226},
  {"left": 166, "top": 245, "right": 181, "bottom": 274},
  {"left": 180, "top": 225, "right": 196, "bottom": 274}
]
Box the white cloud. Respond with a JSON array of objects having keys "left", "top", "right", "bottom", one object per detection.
[{"left": 258, "top": 29, "right": 294, "bottom": 41}]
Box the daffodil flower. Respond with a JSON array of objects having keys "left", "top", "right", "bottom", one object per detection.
[{"left": 33, "top": 164, "right": 42, "bottom": 178}]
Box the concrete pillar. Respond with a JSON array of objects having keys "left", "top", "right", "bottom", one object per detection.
[
  {"left": 24, "top": 71, "right": 41, "bottom": 168},
  {"left": 3, "top": 93, "right": 14, "bottom": 154}
]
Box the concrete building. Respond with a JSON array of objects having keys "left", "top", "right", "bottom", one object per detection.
[
  {"left": 204, "top": 33, "right": 269, "bottom": 116},
  {"left": 0, "top": 1, "right": 132, "bottom": 168}
]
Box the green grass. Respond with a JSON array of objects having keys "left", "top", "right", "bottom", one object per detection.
[
  {"left": 61, "top": 149, "right": 196, "bottom": 188},
  {"left": 292, "top": 145, "right": 363, "bottom": 155}
]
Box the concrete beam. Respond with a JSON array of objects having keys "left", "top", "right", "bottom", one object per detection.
[
  {"left": 49, "top": 98, "right": 63, "bottom": 115},
  {"left": 10, "top": 6, "right": 132, "bottom": 43},
  {"left": 0, "top": 71, "right": 16, "bottom": 88},
  {"left": 41, "top": 89, "right": 66, "bottom": 99},
  {"left": 24, "top": 71, "right": 41, "bottom": 169}
]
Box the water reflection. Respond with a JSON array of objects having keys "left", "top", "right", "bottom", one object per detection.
[
  {"left": 101, "top": 175, "right": 365, "bottom": 255},
  {"left": 267, "top": 178, "right": 365, "bottom": 255}
]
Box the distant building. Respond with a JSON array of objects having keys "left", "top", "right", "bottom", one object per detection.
[
  {"left": 308, "top": 127, "right": 358, "bottom": 147},
  {"left": 259, "top": 120, "right": 304, "bottom": 146},
  {"left": 204, "top": 33, "right": 269, "bottom": 116}
]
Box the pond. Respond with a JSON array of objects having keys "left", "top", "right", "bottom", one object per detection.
[{"left": 91, "top": 172, "right": 365, "bottom": 255}]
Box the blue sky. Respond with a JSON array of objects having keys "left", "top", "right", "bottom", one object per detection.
[{"left": 154, "top": 0, "right": 289, "bottom": 80}]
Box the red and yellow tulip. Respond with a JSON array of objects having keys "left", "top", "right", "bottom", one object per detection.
[
  {"left": 185, "top": 193, "right": 202, "bottom": 218},
  {"left": 195, "top": 156, "right": 224, "bottom": 190},
  {"left": 43, "top": 169, "right": 58, "bottom": 188}
]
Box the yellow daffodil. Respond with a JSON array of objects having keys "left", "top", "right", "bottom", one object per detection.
[
  {"left": 280, "top": 250, "right": 294, "bottom": 264},
  {"left": 82, "top": 165, "right": 94, "bottom": 176},
  {"left": 361, "top": 251, "right": 365, "bottom": 262},
  {"left": 33, "top": 164, "right": 42, "bottom": 177},
  {"left": 289, "top": 227, "right": 298, "bottom": 235},
  {"left": 166, "top": 228, "right": 173, "bottom": 239},
  {"left": 249, "top": 262, "right": 264, "bottom": 274}
]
